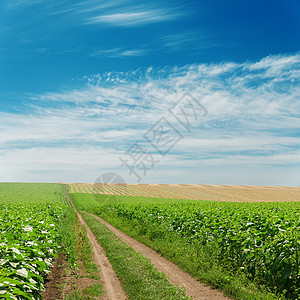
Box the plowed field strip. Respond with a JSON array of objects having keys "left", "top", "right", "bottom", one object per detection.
[{"left": 69, "top": 183, "right": 300, "bottom": 202}]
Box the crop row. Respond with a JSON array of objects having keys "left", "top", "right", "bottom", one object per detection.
[
  {"left": 0, "top": 203, "right": 63, "bottom": 299},
  {"left": 0, "top": 183, "right": 72, "bottom": 300},
  {"left": 96, "top": 201, "right": 300, "bottom": 298}
]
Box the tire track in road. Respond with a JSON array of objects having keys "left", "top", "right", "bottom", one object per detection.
[{"left": 90, "top": 213, "right": 229, "bottom": 300}]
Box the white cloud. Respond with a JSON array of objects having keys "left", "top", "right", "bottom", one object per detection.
[
  {"left": 5, "top": 0, "right": 183, "bottom": 30},
  {"left": 0, "top": 147, "right": 123, "bottom": 183},
  {"left": 1, "top": 53, "right": 299, "bottom": 185},
  {"left": 86, "top": 9, "right": 179, "bottom": 27},
  {"left": 175, "top": 136, "right": 300, "bottom": 152}
]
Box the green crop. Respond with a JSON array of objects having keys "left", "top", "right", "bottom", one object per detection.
[
  {"left": 0, "top": 183, "right": 71, "bottom": 299},
  {"left": 74, "top": 195, "right": 300, "bottom": 299}
]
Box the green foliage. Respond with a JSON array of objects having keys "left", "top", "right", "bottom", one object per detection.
[
  {"left": 65, "top": 283, "right": 105, "bottom": 300},
  {"left": 0, "top": 183, "right": 68, "bottom": 205},
  {"left": 83, "top": 284, "right": 105, "bottom": 297},
  {"left": 89, "top": 207, "right": 276, "bottom": 300},
  {"left": 100, "top": 202, "right": 300, "bottom": 298},
  {"left": 70, "top": 191, "right": 300, "bottom": 299},
  {"left": 58, "top": 207, "right": 77, "bottom": 266},
  {"left": 0, "top": 183, "right": 76, "bottom": 300}
]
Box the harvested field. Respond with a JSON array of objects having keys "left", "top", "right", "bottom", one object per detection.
[{"left": 69, "top": 183, "right": 300, "bottom": 202}]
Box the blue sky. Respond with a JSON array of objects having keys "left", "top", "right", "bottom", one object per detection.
[{"left": 0, "top": 0, "right": 299, "bottom": 185}]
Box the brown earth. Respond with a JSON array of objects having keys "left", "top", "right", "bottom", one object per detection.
[
  {"left": 90, "top": 213, "right": 229, "bottom": 300},
  {"left": 42, "top": 253, "right": 66, "bottom": 299},
  {"left": 69, "top": 183, "right": 300, "bottom": 202},
  {"left": 42, "top": 252, "right": 106, "bottom": 300}
]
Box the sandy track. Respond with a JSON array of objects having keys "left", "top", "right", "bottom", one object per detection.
[
  {"left": 64, "top": 186, "right": 127, "bottom": 300},
  {"left": 90, "top": 213, "right": 229, "bottom": 300}
]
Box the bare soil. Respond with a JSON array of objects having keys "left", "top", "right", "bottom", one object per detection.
[
  {"left": 90, "top": 214, "right": 229, "bottom": 300},
  {"left": 42, "top": 253, "right": 66, "bottom": 299},
  {"left": 42, "top": 252, "right": 106, "bottom": 299}
]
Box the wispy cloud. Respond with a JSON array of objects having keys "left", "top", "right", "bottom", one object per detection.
[
  {"left": 86, "top": 8, "right": 180, "bottom": 27},
  {"left": 160, "top": 31, "right": 217, "bottom": 52},
  {"left": 1, "top": 0, "right": 186, "bottom": 59},
  {"left": 90, "top": 47, "right": 148, "bottom": 58},
  {"left": 5, "top": 0, "right": 46, "bottom": 8},
  {"left": 4, "top": 1, "right": 182, "bottom": 27},
  {"left": 1, "top": 53, "right": 299, "bottom": 184}
]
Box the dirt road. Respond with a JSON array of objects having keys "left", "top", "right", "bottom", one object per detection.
[
  {"left": 64, "top": 186, "right": 127, "bottom": 300},
  {"left": 90, "top": 213, "right": 229, "bottom": 300}
]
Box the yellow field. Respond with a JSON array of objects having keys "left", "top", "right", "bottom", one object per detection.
[{"left": 69, "top": 183, "right": 300, "bottom": 202}]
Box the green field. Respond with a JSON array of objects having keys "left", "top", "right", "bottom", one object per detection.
[
  {"left": 1, "top": 184, "right": 299, "bottom": 299},
  {"left": 70, "top": 192, "right": 300, "bottom": 299},
  {"left": 70, "top": 193, "right": 197, "bottom": 208},
  {"left": 0, "top": 183, "right": 76, "bottom": 300}
]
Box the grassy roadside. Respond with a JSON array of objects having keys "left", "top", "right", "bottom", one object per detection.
[
  {"left": 63, "top": 215, "right": 105, "bottom": 300},
  {"left": 93, "top": 209, "right": 279, "bottom": 300},
  {"left": 74, "top": 218, "right": 99, "bottom": 279},
  {"left": 81, "top": 211, "right": 192, "bottom": 300},
  {"left": 57, "top": 206, "right": 77, "bottom": 265}
]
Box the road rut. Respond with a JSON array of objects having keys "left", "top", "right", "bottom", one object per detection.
[{"left": 90, "top": 213, "right": 229, "bottom": 300}]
